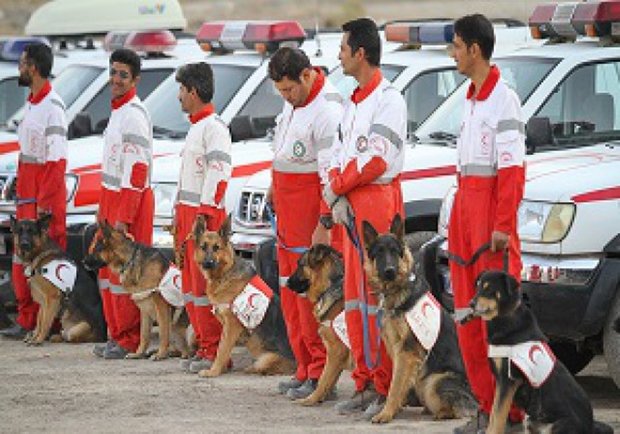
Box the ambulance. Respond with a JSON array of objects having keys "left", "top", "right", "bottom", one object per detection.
[
  {"left": 230, "top": 20, "right": 537, "bottom": 258},
  {"left": 428, "top": 1, "right": 620, "bottom": 386}
]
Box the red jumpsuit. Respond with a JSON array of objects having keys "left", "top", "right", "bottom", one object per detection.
[
  {"left": 448, "top": 66, "right": 525, "bottom": 421},
  {"left": 272, "top": 69, "right": 343, "bottom": 382},
  {"left": 327, "top": 70, "right": 407, "bottom": 396},
  {"left": 14, "top": 81, "right": 67, "bottom": 330},
  {"left": 175, "top": 104, "right": 231, "bottom": 361},
  {"left": 99, "top": 88, "right": 154, "bottom": 352}
]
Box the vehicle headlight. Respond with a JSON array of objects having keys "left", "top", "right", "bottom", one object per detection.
[
  {"left": 152, "top": 182, "right": 177, "bottom": 218},
  {"left": 438, "top": 186, "right": 457, "bottom": 236},
  {"left": 518, "top": 201, "right": 575, "bottom": 243}
]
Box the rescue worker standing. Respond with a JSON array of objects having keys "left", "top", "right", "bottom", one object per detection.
[
  {"left": 448, "top": 15, "right": 525, "bottom": 433},
  {"left": 267, "top": 48, "right": 343, "bottom": 399},
  {"left": 93, "top": 48, "right": 154, "bottom": 359},
  {"left": 0, "top": 43, "right": 68, "bottom": 339},
  {"left": 324, "top": 18, "right": 406, "bottom": 418},
  {"left": 174, "top": 62, "right": 231, "bottom": 374}
]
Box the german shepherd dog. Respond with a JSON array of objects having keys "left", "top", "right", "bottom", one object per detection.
[
  {"left": 467, "top": 270, "right": 613, "bottom": 434},
  {"left": 83, "top": 222, "right": 190, "bottom": 361},
  {"left": 362, "top": 214, "right": 477, "bottom": 424},
  {"left": 10, "top": 214, "right": 103, "bottom": 345},
  {"left": 192, "top": 215, "right": 295, "bottom": 377},
  {"left": 287, "top": 244, "right": 354, "bottom": 405}
]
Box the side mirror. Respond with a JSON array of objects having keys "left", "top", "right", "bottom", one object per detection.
[
  {"left": 68, "top": 112, "right": 93, "bottom": 139},
  {"left": 229, "top": 115, "right": 255, "bottom": 142},
  {"left": 525, "top": 116, "right": 553, "bottom": 154}
]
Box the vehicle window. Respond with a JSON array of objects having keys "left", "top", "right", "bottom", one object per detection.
[
  {"left": 81, "top": 68, "right": 173, "bottom": 134},
  {"left": 52, "top": 65, "right": 103, "bottom": 108},
  {"left": 536, "top": 59, "right": 620, "bottom": 143},
  {"left": 402, "top": 68, "right": 466, "bottom": 133},
  {"left": 417, "top": 57, "right": 559, "bottom": 142},
  {"left": 237, "top": 77, "right": 283, "bottom": 138},
  {"left": 146, "top": 64, "right": 253, "bottom": 136},
  {"left": 0, "top": 77, "right": 27, "bottom": 126}
]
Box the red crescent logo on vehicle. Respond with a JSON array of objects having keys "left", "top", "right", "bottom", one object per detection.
[
  {"left": 528, "top": 344, "right": 543, "bottom": 365},
  {"left": 173, "top": 274, "right": 181, "bottom": 290},
  {"left": 55, "top": 264, "right": 68, "bottom": 282}
]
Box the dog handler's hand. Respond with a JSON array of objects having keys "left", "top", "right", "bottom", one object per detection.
[
  {"left": 331, "top": 197, "right": 352, "bottom": 226},
  {"left": 491, "top": 230, "right": 509, "bottom": 252}
]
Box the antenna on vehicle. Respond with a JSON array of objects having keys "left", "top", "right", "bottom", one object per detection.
[{"left": 314, "top": 0, "right": 322, "bottom": 57}]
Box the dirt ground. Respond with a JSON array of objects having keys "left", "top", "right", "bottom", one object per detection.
[{"left": 0, "top": 338, "right": 619, "bottom": 434}]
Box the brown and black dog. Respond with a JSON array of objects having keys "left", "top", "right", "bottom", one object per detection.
[
  {"left": 287, "top": 244, "right": 353, "bottom": 405},
  {"left": 11, "top": 214, "right": 95, "bottom": 345},
  {"left": 466, "top": 270, "right": 613, "bottom": 434},
  {"left": 362, "top": 214, "right": 477, "bottom": 423},
  {"left": 192, "top": 215, "right": 295, "bottom": 377},
  {"left": 83, "top": 222, "right": 189, "bottom": 361}
]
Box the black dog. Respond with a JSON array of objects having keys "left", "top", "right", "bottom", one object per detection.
[{"left": 468, "top": 270, "right": 613, "bottom": 434}]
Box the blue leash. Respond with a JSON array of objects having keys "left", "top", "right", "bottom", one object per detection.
[
  {"left": 343, "top": 212, "right": 382, "bottom": 370},
  {"left": 264, "top": 203, "right": 308, "bottom": 255}
]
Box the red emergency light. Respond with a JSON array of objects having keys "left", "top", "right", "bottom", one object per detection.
[
  {"left": 529, "top": 3, "right": 560, "bottom": 39},
  {"left": 125, "top": 30, "right": 177, "bottom": 53},
  {"left": 196, "top": 22, "right": 226, "bottom": 52},
  {"left": 573, "top": 0, "right": 620, "bottom": 38}
]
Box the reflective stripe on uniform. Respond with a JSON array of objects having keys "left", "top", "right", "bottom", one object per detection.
[
  {"left": 460, "top": 164, "right": 497, "bottom": 177},
  {"left": 122, "top": 133, "right": 150, "bottom": 149},
  {"left": 19, "top": 154, "right": 39, "bottom": 164},
  {"left": 45, "top": 126, "right": 67, "bottom": 137},
  {"left": 324, "top": 92, "right": 343, "bottom": 103},
  {"left": 109, "top": 283, "right": 129, "bottom": 295},
  {"left": 102, "top": 173, "right": 122, "bottom": 187},
  {"left": 272, "top": 160, "right": 317, "bottom": 173},
  {"left": 183, "top": 293, "right": 194, "bottom": 304},
  {"left": 317, "top": 136, "right": 334, "bottom": 150},
  {"left": 50, "top": 99, "right": 65, "bottom": 110},
  {"left": 497, "top": 118, "right": 525, "bottom": 135},
  {"left": 205, "top": 150, "right": 231, "bottom": 164},
  {"left": 98, "top": 278, "right": 110, "bottom": 289},
  {"left": 279, "top": 276, "right": 289, "bottom": 288},
  {"left": 344, "top": 299, "right": 381, "bottom": 316},
  {"left": 193, "top": 295, "right": 211, "bottom": 307},
  {"left": 178, "top": 190, "right": 201, "bottom": 204},
  {"left": 369, "top": 123, "right": 403, "bottom": 150},
  {"left": 12, "top": 254, "right": 22, "bottom": 264}
]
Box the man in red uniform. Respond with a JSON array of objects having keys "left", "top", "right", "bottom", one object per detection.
[
  {"left": 93, "top": 48, "right": 154, "bottom": 359},
  {"left": 0, "top": 43, "right": 67, "bottom": 339},
  {"left": 266, "top": 47, "right": 343, "bottom": 399},
  {"left": 448, "top": 14, "right": 526, "bottom": 433},
  {"left": 324, "top": 18, "right": 406, "bottom": 419},
  {"left": 174, "top": 62, "right": 231, "bottom": 374}
]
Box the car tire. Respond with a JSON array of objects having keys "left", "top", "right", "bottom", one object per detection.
[
  {"left": 404, "top": 231, "right": 436, "bottom": 253},
  {"left": 603, "top": 291, "right": 620, "bottom": 388},
  {"left": 549, "top": 341, "right": 594, "bottom": 375}
]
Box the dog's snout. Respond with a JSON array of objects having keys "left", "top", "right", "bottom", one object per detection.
[
  {"left": 202, "top": 259, "right": 216, "bottom": 269},
  {"left": 19, "top": 241, "right": 32, "bottom": 251},
  {"left": 383, "top": 267, "right": 396, "bottom": 281}
]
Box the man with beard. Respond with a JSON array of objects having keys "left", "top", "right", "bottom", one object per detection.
[{"left": 0, "top": 43, "right": 68, "bottom": 339}]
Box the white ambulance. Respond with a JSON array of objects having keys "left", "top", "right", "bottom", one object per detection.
[{"left": 430, "top": 1, "right": 620, "bottom": 386}]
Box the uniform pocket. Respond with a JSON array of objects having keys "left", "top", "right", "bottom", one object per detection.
[{"left": 475, "top": 119, "right": 495, "bottom": 159}]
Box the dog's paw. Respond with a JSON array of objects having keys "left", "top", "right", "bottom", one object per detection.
[
  {"left": 295, "top": 396, "right": 320, "bottom": 406},
  {"left": 49, "top": 334, "right": 63, "bottom": 344},
  {"left": 198, "top": 368, "right": 221, "bottom": 378},
  {"left": 371, "top": 411, "right": 394, "bottom": 424},
  {"left": 150, "top": 352, "right": 169, "bottom": 361}
]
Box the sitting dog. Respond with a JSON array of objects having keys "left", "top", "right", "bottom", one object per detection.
[
  {"left": 466, "top": 270, "right": 613, "bottom": 434},
  {"left": 287, "top": 244, "right": 353, "bottom": 405},
  {"left": 362, "top": 214, "right": 477, "bottom": 424},
  {"left": 83, "top": 222, "right": 189, "bottom": 360},
  {"left": 11, "top": 214, "right": 79, "bottom": 345},
  {"left": 192, "top": 215, "right": 295, "bottom": 377}
]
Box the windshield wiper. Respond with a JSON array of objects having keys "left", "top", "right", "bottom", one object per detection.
[
  {"left": 427, "top": 131, "right": 458, "bottom": 143},
  {"left": 153, "top": 126, "right": 185, "bottom": 139}
]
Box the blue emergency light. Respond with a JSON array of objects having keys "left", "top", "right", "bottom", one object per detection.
[
  {"left": 385, "top": 22, "right": 454, "bottom": 45},
  {"left": 0, "top": 37, "right": 50, "bottom": 61}
]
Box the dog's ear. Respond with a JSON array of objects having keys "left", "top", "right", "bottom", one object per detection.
[
  {"left": 308, "top": 244, "right": 329, "bottom": 268},
  {"left": 390, "top": 214, "right": 404, "bottom": 241},
  {"left": 37, "top": 212, "right": 53, "bottom": 232},
  {"left": 362, "top": 220, "right": 378, "bottom": 249},
  {"left": 193, "top": 215, "right": 207, "bottom": 241},
  {"left": 219, "top": 214, "right": 232, "bottom": 241}
]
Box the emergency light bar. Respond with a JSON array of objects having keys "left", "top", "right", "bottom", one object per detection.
[
  {"left": 385, "top": 22, "right": 454, "bottom": 45},
  {"left": 103, "top": 30, "right": 177, "bottom": 54},
  {"left": 196, "top": 21, "right": 306, "bottom": 54},
  {"left": 0, "top": 37, "right": 50, "bottom": 61},
  {"left": 529, "top": 0, "right": 620, "bottom": 40}
]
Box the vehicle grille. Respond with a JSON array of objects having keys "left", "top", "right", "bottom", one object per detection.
[{"left": 237, "top": 191, "right": 269, "bottom": 225}]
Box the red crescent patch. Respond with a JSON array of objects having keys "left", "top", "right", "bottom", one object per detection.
[
  {"left": 529, "top": 344, "right": 543, "bottom": 364},
  {"left": 173, "top": 274, "right": 181, "bottom": 290},
  {"left": 421, "top": 301, "right": 432, "bottom": 317},
  {"left": 55, "top": 264, "right": 68, "bottom": 282},
  {"left": 247, "top": 293, "right": 258, "bottom": 308}
]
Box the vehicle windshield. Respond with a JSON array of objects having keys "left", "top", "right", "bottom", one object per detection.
[
  {"left": 0, "top": 75, "right": 27, "bottom": 127},
  {"left": 5, "top": 64, "right": 103, "bottom": 131},
  {"left": 146, "top": 64, "right": 254, "bottom": 136},
  {"left": 329, "top": 64, "right": 405, "bottom": 100},
  {"left": 416, "top": 56, "right": 559, "bottom": 144}
]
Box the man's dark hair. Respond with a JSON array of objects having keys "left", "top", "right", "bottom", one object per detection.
[
  {"left": 109, "top": 48, "right": 141, "bottom": 78},
  {"left": 23, "top": 43, "right": 53, "bottom": 78},
  {"left": 341, "top": 18, "right": 381, "bottom": 67},
  {"left": 175, "top": 62, "right": 214, "bottom": 103},
  {"left": 268, "top": 47, "right": 311, "bottom": 82},
  {"left": 454, "top": 14, "right": 495, "bottom": 60}
]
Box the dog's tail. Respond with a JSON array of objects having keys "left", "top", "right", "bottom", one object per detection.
[
  {"left": 594, "top": 420, "right": 614, "bottom": 434},
  {"left": 436, "top": 374, "right": 479, "bottom": 418}
]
